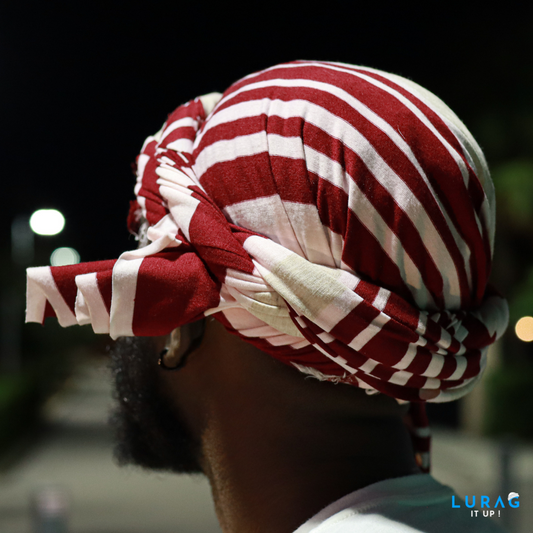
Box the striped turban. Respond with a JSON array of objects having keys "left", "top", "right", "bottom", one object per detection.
[{"left": 26, "top": 61, "right": 508, "bottom": 469}]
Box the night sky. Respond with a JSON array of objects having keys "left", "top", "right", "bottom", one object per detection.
[{"left": 2, "top": 2, "right": 532, "bottom": 265}]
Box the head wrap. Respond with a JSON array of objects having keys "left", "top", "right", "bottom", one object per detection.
[{"left": 26, "top": 61, "right": 508, "bottom": 470}]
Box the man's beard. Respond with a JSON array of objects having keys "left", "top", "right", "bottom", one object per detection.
[{"left": 109, "top": 336, "right": 203, "bottom": 474}]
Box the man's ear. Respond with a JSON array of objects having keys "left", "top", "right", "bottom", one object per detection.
[
  {"left": 158, "top": 320, "right": 207, "bottom": 371},
  {"left": 159, "top": 328, "right": 182, "bottom": 368}
]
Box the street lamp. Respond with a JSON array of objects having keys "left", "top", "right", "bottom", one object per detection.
[
  {"left": 29, "top": 209, "right": 65, "bottom": 236},
  {"left": 50, "top": 247, "right": 80, "bottom": 266},
  {"left": 515, "top": 316, "right": 533, "bottom": 342},
  {"left": 12, "top": 209, "right": 66, "bottom": 266},
  {"left": 3, "top": 208, "right": 67, "bottom": 373}
]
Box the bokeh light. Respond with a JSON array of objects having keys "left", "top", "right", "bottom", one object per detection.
[
  {"left": 50, "top": 247, "right": 80, "bottom": 266},
  {"left": 515, "top": 316, "right": 533, "bottom": 342},
  {"left": 29, "top": 209, "right": 65, "bottom": 236}
]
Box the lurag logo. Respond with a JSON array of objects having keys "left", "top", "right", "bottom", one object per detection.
[
  {"left": 452, "top": 492, "right": 519, "bottom": 517},
  {"left": 508, "top": 492, "right": 519, "bottom": 504}
]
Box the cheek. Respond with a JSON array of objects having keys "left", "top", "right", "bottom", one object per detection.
[{"left": 157, "top": 360, "right": 208, "bottom": 440}]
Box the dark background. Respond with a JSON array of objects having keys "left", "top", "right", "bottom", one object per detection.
[
  {"left": 2, "top": 2, "right": 532, "bottom": 263},
  {"left": 2, "top": 2, "right": 533, "bottom": 433}
]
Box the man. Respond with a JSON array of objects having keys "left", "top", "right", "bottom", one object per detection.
[{"left": 27, "top": 61, "right": 509, "bottom": 532}]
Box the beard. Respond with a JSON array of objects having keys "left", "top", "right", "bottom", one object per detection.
[{"left": 109, "top": 336, "right": 203, "bottom": 474}]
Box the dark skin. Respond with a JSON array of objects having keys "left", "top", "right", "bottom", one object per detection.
[{"left": 153, "top": 318, "right": 420, "bottom": 533}]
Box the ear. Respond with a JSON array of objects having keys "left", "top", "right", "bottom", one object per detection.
[{"left": 159, "top": 328, "right": 183, "bottom": 368}]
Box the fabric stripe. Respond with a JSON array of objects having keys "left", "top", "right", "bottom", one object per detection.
[
  {"left": 195, "top": 93, "right": 463, "bottom": 306},
  {"left": 110, "top": 255, "right": 143, "bottom": 338},
  {"left": 75, "top": 272, "right": 110, "bottom": 334}
]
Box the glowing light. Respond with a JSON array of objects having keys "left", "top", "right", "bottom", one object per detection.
[
  {"left": 50, "top": 247, "right": 80, "bottom": 266},
  {"left": 29, "top": 209, "right": 65, "bottom": 236},
  {"left": 515, "top": 316, "right": 533, "bottom": 342}
]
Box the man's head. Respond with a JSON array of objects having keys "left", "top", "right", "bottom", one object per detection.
[{"left": 26, "top": 60, "right": 508, "bottom": 474}]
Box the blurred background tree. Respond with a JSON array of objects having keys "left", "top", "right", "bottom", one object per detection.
[{"left": 483, "top": 158, "right": 533, "bottom": 438}]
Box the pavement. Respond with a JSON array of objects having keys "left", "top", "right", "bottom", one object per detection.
[
  {"left": 0, "top": 354, "right": 220, "bottom": 533},
  {"left": 0, "top": 353, "right": 532, "bottom": 533}
]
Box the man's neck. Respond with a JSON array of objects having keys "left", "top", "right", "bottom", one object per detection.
[
  {"left": 199, "top": 403, "right": 419, "bottom": 533},
  {"left": 161, "top": 320, "right": 420, "bottom": 533}
]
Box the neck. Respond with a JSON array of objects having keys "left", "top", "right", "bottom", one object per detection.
[
  {"left": 199, "top": 388, "right": 419, "bottom": 533},
  {"left": 162, "top": 320, "right": 420, "bottom": 533}
]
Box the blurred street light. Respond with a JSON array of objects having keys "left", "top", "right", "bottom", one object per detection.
[
  {"left": 50, "top": 247, "right": 80, "bottom": 266},
  {"left": 3, "top": 208, "right": 67, "bottom": 373},
  {"left": 29, "top": 209, "right": 65, "bottom": 236},
  {"left": 515, "top": 316, "right": 533, "bottom": 342},
  {"left": 11, "top": 215, "right": 34, "bottom": 265}
]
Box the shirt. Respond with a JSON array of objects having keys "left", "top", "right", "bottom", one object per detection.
[{"left": 293, "top": 474, "right": 507, "bottom": 532}]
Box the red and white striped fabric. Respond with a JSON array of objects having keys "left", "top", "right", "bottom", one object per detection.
[{"left": 26, "top": 61, "right": 508, "bottom": 470}]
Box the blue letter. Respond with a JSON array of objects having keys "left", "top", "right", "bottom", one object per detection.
[
  {"left": 452, "top": 496, "right": 461, "bottom": 508},
  {"left": 481, "top": 496, "right": 490, "bottom": 508},
  {"left": 465, "top": 496, "right": 476, "bottom": 508},
  {"left": 494, "top": 496, "right": 505, "bottom": 508},
  {"left": 509, "top": 496, "right": 520, "bottom": 508}
]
